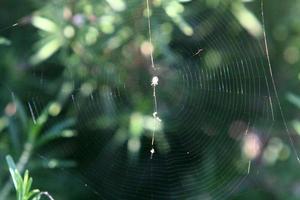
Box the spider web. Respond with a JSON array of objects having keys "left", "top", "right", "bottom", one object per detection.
[{"left": 0, "top": 0, "right": 298, "bottom": 199}]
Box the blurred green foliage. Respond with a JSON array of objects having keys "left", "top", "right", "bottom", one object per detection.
[
  {"left": 6, "top": 155, "right": 53, "bottom": 200},
  {"left": 0, "top": 0, "right": 300, "bottom": 199}
]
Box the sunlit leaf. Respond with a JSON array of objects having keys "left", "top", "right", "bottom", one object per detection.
[
  {"left": 164, "top": 1, "right": 194, "bottom": 36},
  {"left": 37, "top": 118, "right": 76, "bottom": 147},
  {"left": 286, "top": 92, "right": 300, "bottom": 109},
  {"left": 0, "top": 37, "right": 11, "bottom": 46},
  {"left": 129, "top": 113, "right": 144, "bottom": 137},
  {"left": 178, "top": 0, "right": 192, "bottom": 2},
  {"left": 6, "top": 155, "right": 18, "bottom": 189},
  {"left": 232, "top": 2, "right": 262, "bottom": 38},
  {"left": 31, "top": 16, "right": 58, "bottom": 33},
  {"left": 6, "top": 155, "right": 41, "bottom": 200},
  {"left": 292, "top": 120, "right": 300, "bottom": 135},
  {"left": 105, "top": 0, "right": 126, "bottom": 11},
  {"left": 30, "top": 38, "right": 62, "bottom": 65}
]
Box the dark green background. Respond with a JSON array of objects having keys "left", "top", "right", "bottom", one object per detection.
[{"left": 1, "top": 0, "right": 300, "bottom": 199}]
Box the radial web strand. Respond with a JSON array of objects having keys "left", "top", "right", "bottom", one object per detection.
[{"left": 146, "top": 0, "right": 161, "bottom": 159}]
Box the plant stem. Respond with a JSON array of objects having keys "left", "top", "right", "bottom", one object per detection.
[{"left": 0, "top": 142, "right": 33, "bottom": 199}]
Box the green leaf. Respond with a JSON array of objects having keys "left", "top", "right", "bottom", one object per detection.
[
  {"left": 25, "top": 177, "right": 33, "bottom": 197},
  {"left": 6, "top": 155, "right": 18, "bottom": 189},
  {"left": 0, "top": 37, "right": 11, "bottom": 45},
  {"left": 28, "top": 104, "right": 51, "bottom": 142},
  {"left": 23, "top": 170, "right": 29, "bottom": 199},
  {"left": 292, "top": 120, "right": 300, "bottom": 135},
  {"left": 30, "top": 37, "right": 62, "bottom": 65},
  {"left": 105, "top": 0, "right": 126, "bottom": 11},
  {"left": 14, "top": 169, "right": 23, "bottom": 191},
  {"left": 129, "top": 113, "right": 144, "bottom": 137},
  {"left": 14, "top": 97, "right": 29, "bottom": 132},
  {"left": 36, "top": 118, "right": 75, "bottom": 148},
  {"left": 286, "top": 92, "right": 300, "bottom": 109},
  {"left": 27, "top": 189, "right": 40, "bottom": 200},
  {"left": 31, "top": 16, "right": 58, "bottom": 33},
  {"left": 231, "top": 1, "right": 262, "bottom": 38},
  {"left": 6, "top": 155, "right": 42, "bottom": 200}
]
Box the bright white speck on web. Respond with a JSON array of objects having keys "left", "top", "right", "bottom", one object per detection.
[
  {"left": 150, "top": 148, "right": 155, "bottom": 154},
  {"left": 151, "top": 76, "right": 159, "bottom": 86},
  {"left": 150, "top": 148, "right": 155, "bottom": 159},
  {"left": 153, "top": 112, "right": 161, "bottom": 122}
]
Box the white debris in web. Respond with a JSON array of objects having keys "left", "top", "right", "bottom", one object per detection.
[
  {"left": 152, "top": 111, "right": 161, "bottom": 122},
  {"left": 151, "top": 76, "right": 159, "bottom": 86},
  {"left": 150, "top": 148, "right": 155, "bottom": 154},
  {"left": 150, "top": 148, "right": 155, "bottom": 159},
  {"left": 146, "top": 0, "right": 162, "bottom": 159}
]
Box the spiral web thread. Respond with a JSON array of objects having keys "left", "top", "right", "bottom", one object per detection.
[{"left": 1, "top": 0, "right": 300, "bottom": 199}]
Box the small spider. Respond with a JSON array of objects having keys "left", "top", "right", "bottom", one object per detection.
[{"left": 151, "top": 76, "right": 159, "bottom": 86}]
